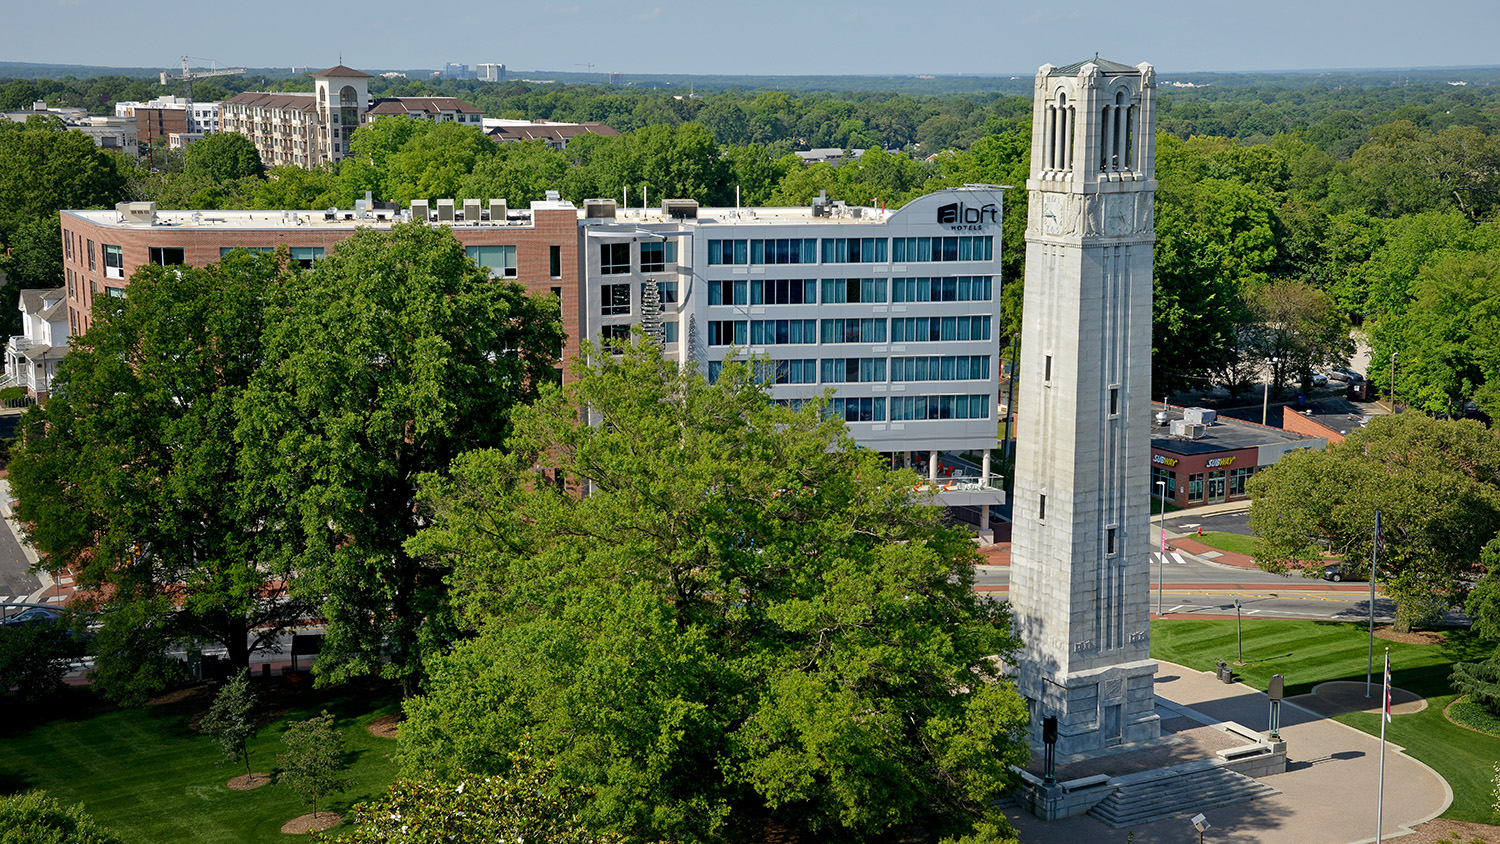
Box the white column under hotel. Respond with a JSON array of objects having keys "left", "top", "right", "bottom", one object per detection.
[{"left": 1008, "top": 58, "right": 1161, "bottom": 755}]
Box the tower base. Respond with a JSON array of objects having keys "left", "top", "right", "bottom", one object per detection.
[{"left": 1017, "top": 657, "right": 1160, "bottom": 758}]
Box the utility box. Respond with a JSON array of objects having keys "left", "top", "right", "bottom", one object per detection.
[{"left": 1183, "top": 407, "right": 1217, "bottom": 425}]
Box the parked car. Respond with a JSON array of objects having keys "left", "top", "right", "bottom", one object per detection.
[
  {"left": 1310, "top": 372, "right": 1329, "bottom": 386},
  {"left": 0, "top": 606, "right": 63, "bottom": 626},
  {"left": 1322, "top": 564, "right": 1367, "bottom": 583},
  {"left": 1336, "top": 367, "right": 1364, "bottom": 383}
]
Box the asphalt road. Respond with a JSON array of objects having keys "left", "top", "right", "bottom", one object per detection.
[
  {"left": 1163, "top": 509, "right": 1252, "bottom": 537},
  {"left": 0, "top": 496, "right": 41, "bottom": 604},
  {"left": 974, "top": 550, "right": 1404, "bottom": 622}
]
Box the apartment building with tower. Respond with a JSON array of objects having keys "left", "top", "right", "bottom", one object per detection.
[
  {"left": 219, "top": 65, "right": 370, "bottom": 167},
  {"left": 220, "top": 65, "right": 487, "bottom": 168}
]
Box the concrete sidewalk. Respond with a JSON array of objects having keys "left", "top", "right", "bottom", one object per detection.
[{"left": 1006, "top": 661, "right": 1451, "bottom": 844}]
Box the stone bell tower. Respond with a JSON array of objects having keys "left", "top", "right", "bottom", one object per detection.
[{"left": 1008, "top": 57, "right": 1160, "bottom": 756}]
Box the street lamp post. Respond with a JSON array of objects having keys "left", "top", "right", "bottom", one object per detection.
[
  {"left": 1156, "top": 480, "right": 1167, "bottom": 617},
  {"left": 1234, "top": 598, "right": 1243, "bottom": 664},
  {"left": 1261, "top": 357, "right": 1280, "bottom": 426}
]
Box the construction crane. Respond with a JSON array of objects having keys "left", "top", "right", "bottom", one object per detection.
[
  {"left": 575, "top": 62, "right": 596, "bottom": 81},
  {"left": 159, "top": 56, "right": 244, "bottom": 127}
]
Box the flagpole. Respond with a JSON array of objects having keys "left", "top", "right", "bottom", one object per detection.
[
  {"left": 1376, "top": 648, "right": 1390, "bottom": 843},
  {"left": 1367, "top": 510, "right": 1381, "bottom": 698}
]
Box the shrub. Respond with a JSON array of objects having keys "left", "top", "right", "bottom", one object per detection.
[
  {"left": 0, "top": 790, "right": 124, "bottom": 844},
  {"left": 1452, "top": 661, "right": 1500, "bottom": 714}
]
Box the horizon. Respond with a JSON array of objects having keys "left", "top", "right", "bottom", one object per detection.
[
  {"left": 4, "top": 59, "right": 1497, "bottom": 85},
  {"left": 5, "top": 0, "right": 1495, "bottom": 79}
]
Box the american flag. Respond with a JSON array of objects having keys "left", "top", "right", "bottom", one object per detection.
[
  {"left": 1374, "top": 510, "right": 1386, "bottom": 558},
  {"left": 1383, "top": 650, "right": 1393, "bottom": 723}
]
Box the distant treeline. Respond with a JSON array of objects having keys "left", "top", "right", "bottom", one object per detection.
[{"left": 5, "top": 70, "right": 1500, "bottom": 156}]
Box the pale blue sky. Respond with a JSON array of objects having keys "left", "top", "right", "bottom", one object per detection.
[{"left": 11, "top": 0, "right": 1497, "bottom": 77}]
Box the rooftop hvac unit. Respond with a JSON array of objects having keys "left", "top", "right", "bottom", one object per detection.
[
  {"left": 489, "top": 199, "right": 507, "bottom": 222},
  {"left": 116, "top": 201, "right": 157, "bottom": 225},
  {"left": 409, "top": 199, "right": 430, "bottom": 222},
  {"left": 545, "top": 190, "right": 561, "bottom": 201},
  {"left": 1154, "top": 411, "right": 1169, "bottom": 426},
  {"left": 662, "top": 199, "right": 698, "bottom": 220},
  {"left": 436, "top": 199, "right": 455, "bottom": 223},
  {"left": 1183, "top": 407, "right": 1217, "bottom": 425},
  {"left": 584, "top": 199, "right": 617, "bottom": 219},
  {"left": 463, "top": 198, "right": 482, "bottom": 223},
  {"left": 1170, "top": 420, "right": 1206, "bottom": 439}
]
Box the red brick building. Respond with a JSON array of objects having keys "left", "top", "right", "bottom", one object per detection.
[
  {"left": 60, "top": 199, "right": 582, "bottom": 379},
  {"left": 1150, "top": 403, "right": 1328, "bottom": 509}
]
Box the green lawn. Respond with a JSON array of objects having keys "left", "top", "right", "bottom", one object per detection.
[
  {"left": 1192, "top": 531, "right": 1259, "bottom": 556},
  {"left": 0, "top": 677, "right": 402, "bottom": 844},
  {"left": 1153, "top": 618, "right": 1500, "bottom": 824}
]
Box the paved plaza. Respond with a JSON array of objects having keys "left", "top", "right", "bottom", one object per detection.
[{"left": 1006, "top": 660, "right": 1451, "bottom": 844}]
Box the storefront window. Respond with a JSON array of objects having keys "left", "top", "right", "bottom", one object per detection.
[
  {"left": 1187, "top": 473, "right": 1205, "bottom": 503},
  {"left": 1228, "top": 466, "right": 1254, "bottom": 497},
  {"left": 1151, "top": 465, "right": 1180, "bottom": 500}
]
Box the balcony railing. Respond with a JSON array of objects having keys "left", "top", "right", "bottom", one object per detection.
[{"left": 915, "top": 473, "right": 1002, "bottom": 493}]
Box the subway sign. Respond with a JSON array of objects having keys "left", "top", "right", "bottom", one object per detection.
[
  {"left": 1153, "top": 454, "right": 1179, "bottom": 468},
  {"left": 937, "top": 201, "right": 999, "bottom": 231}
]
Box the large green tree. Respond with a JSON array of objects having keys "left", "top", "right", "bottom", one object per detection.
[
  {"left": 182, "top": 131, "right": 265, "bottom": 182},
  {"left": 384, "top": 121, "right": 497, "bottom": 205},
  {"left": 1249, "top": 413, "right": 1500, "bottom": 630},
  {"left": 0, "top": 118, "right": 127, "bottom": 242},
  {"left": 0, "top": 214, "right": 64, "bottom": 337},
  {"left": 1377, "top": 251, "right": 1500, "bottom": 416},
  {"left": 1151, "top": 175, "right": 1274, "bottom": 393},
  {"left": 1242, "top": 279, "right": 1353, "bottom": 391},
  {"left": 455, "top": 139, "right": 569, "bottom": 206},
  {"left": 7, "top": 252, "right": 305, "bottom": 695},
  {"left": 398, "top": 340, "right": 1029, "bottom": 844},
  {"left": 235, "top": 223, "right": 563, "bottom": 692}
]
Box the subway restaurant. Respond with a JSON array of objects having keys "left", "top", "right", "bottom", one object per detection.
[{"left": 1150, "top": 404, "right": 1327, "bottom": 510}]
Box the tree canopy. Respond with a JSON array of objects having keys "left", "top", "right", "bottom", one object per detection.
[
  {"left": 397, "top": 339, "right": 1030, "bottom": 844},
  {"left": 8, "top": 251, "right": 304, "bottom": 697},
  {"left": 0, "top": 117, "right": 127, "bottom": 242},
  {"left": 182, "top": 131, "right": 265, "bottom": 182},
  {"left": 336, "top": 744, "right": 626, "bottom": 844},
  {"left": 234, "top": 223, "right": 563, "bottom": 692},
  {"left": 1249, "top": 413, "right": 1500, "bottom": 630}
]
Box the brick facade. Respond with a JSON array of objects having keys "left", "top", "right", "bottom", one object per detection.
[{"left": 60, "top": 203, "right": 582, "bottom": 380}]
